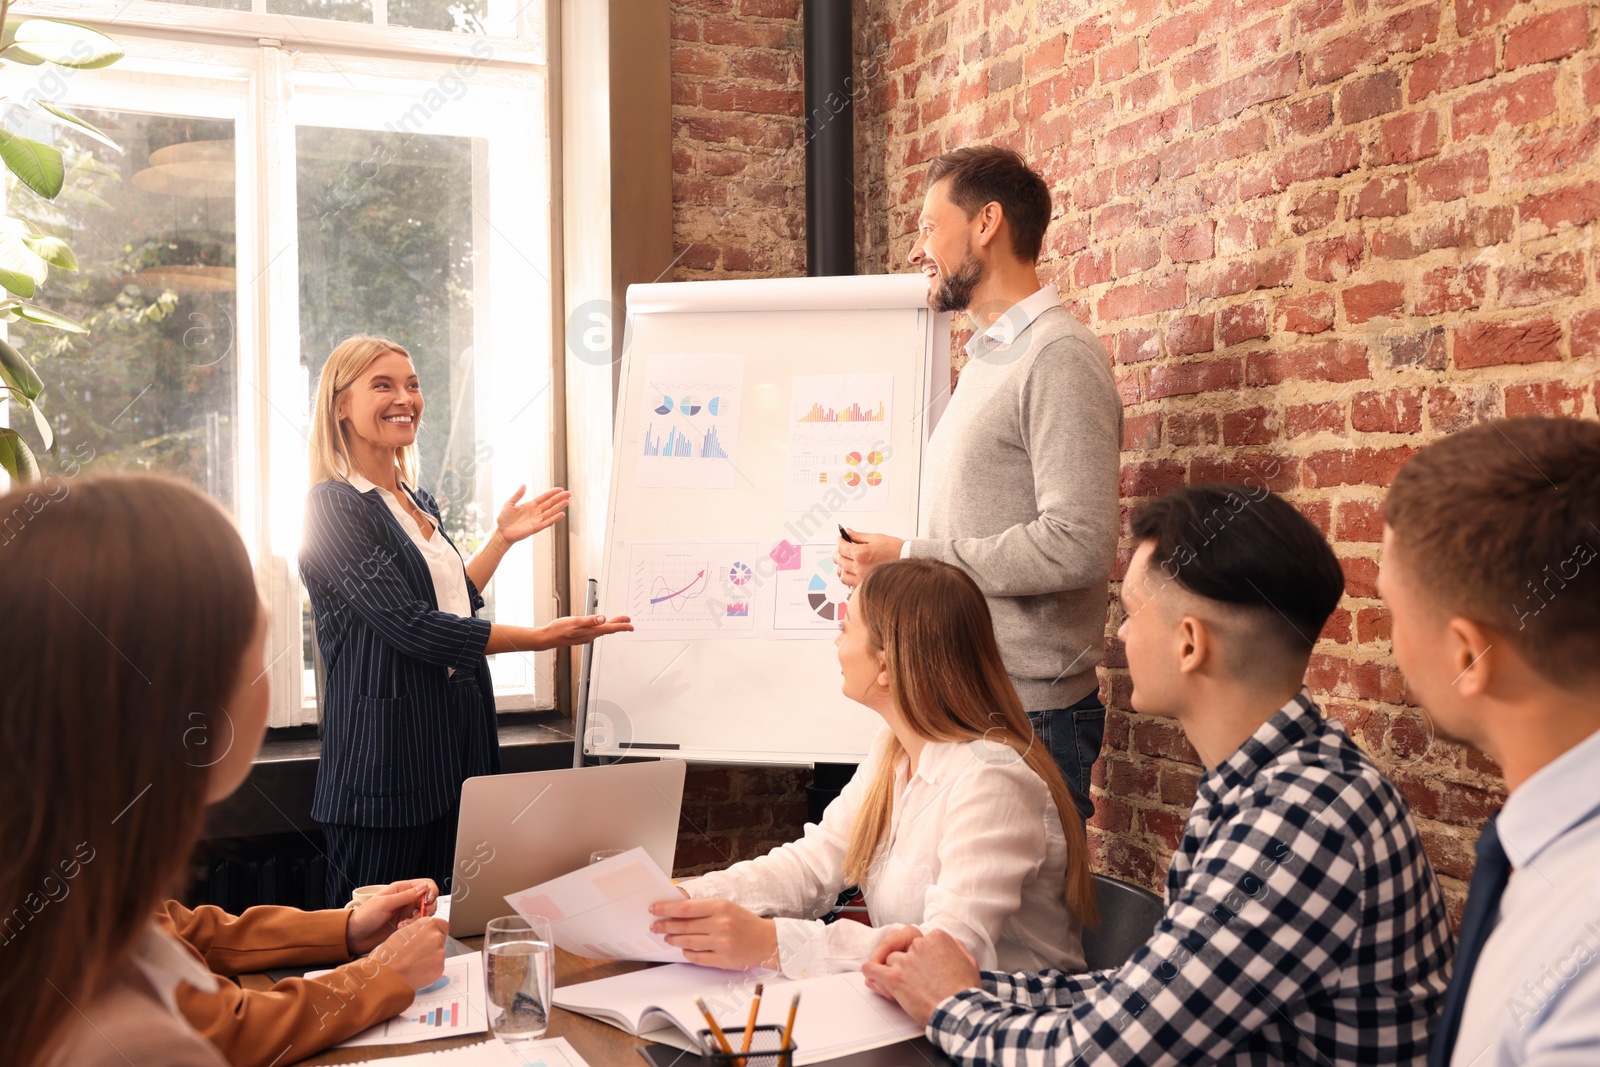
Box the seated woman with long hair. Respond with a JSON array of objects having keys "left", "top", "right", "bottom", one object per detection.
[{"left": 650, "top": 557, "right": 1096, "bottom": 977}]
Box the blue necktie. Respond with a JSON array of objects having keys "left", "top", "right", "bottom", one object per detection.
[{"left": 1428, "top": 815, "right": 1511, "bottom": 1067}]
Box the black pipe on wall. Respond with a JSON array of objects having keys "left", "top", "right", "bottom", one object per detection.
[{"left": 803, "top": 0, "right": 855, "bottom": 277}]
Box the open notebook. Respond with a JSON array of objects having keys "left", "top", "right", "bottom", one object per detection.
[{"left": 552, "top": 964, "right": 923, "bottom": 1064}]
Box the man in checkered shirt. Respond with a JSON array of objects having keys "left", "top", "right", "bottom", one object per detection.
[{"left": 865, "top": 484, "right": 1453, "bottom": 1066}]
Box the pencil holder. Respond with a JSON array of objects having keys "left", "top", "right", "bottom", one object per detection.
[{"left": 697, "top": 1024, "right": 797, "bottom": 1067}]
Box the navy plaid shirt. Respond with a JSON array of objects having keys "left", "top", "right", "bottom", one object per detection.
[{"left": 928, "top": 690, "right": 1453, "bottom": 1066}]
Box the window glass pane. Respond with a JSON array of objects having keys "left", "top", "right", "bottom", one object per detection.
[
  {"left": 268, "top": 0, "right": 373, "bottom": 23},
  {"left": 388, "top": 0, "right": 488, "bottom": 32},
  {"left": 6, "top": 111, "right": 239, "bottom": 512},
  {"left": 295, "top": 125, "right": 491, "bottom": 585}
]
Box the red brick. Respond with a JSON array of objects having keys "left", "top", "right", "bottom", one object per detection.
[
  {"left": 1371, "top": 109, "right": 1441, "bottom": 165},
  {"left": 1098, "top": 38, "right": 1142, "bottom": 83},
  {"left": 1166, "top": 312, "right": 1216, "bottom": 356},
  {"left": 1273, "top": 94, "right": 1334, "bottom": 144},
  {"left": 1306, "top": 235, "right": 1365, "bottom": 281},
  {"left": 1115, "top": 234, "right": 1162, "bottom": 275},
  {"left": 1193, "top": 250, "right": 1295, "bottom": 297},
  {"left": 1381, "top": 325, "right": 1448, "bottom": 369},
  {"left": 1572, "top": 308, "right": 1600, "bottom": 357},
  {"left": 1496, "top": 251, "right": 1586, "bottom": 308},
  {"left": 1343, "top": 280, "right": 1407, "bottom": 323},
  {"left": 1370, "top": 205, "right": 1513, "bottom": 259},
  {"left": 1285, "top": 400, "right": 1347, "bottom": 438},
  {"left": 1025, "top": 33, "right": 1067, "bottom": 75},
  {"left": 1407, "top": 37, "right": 1496, "bottom": 102},
  {"left": 1337, "top": 497, "right": 1387, "bottom": 541},
  {"left": 1352, "top": 387, "right": 1424, "bottom": 432},
  {"left": 1223, "top": 405, "right": 1280, "bottom": 444},
  {"left": 1452, "top": 69, "right": 1558, "bottom": 139},
  {"left": 1115, "top": 326, "right": 1162, "bottom": 364},
  {"left": 1146, "top": 10, "right": 1201, "bottom": 64},
  {"left": 1074, "top": 248, "right": 1113, "bottom": 288},
  {"left": 1247, "top": 340, "right": 1370, "bottom": 384},
  {"left": 1273, "top": 131, "right": 1362, "bottom": 187},
  {"left": 1191, "top": 54, "right": 1301, "bottom": 129},
  {"left": 1520, "top": 180, "right": 1600, "bottom": 234},
  {"left": 1292, "top": 0, "right": 1344, "bottom": 33},
  {"left": 1167, "top": 411, "right": 1221, "bottom": 446},
  {"left": 1220, "top": 301, "right": 1271, "bottom": 346},
  {"left": 1351, "top": 175, "right": 1410, "bottom": 218},
  {"left": 1416, "top": 263, "right": 1489, "bottom": 314},
  {"left": 1289, "top": 188, "right": 1342, "bottom": 234},
  {"left": 1099, "top": 271, "right": 1188, "bottom": 320},
  {"left": 1455, "top": 0, "right": 1520, "bottom": 34},
  {"left": 1308, "top": 4, "right": 1440, "bottom": 85},
  {"left": 1427, "top": 383, "right": 1501, "bottom": 432},
  {"left": 1120, "top": 70, "right": 1169, "bottom": 112},
  {"left": 1453, "top": 318, "right": 1563, "bottom": 368},
  {"left": 1509, "top": 121, "right": 1600, "bottom": 182},
  {"left": 1504, "top": 6, "right": 1590, "bottom": 70},
  {"left": 1587, "top": 57, "right": 1600, "bottom": 108},
  {"left": 1164, "top": 220, "right": 1216, "bottom": 263},
  {"left": 1120, "top": 459, "right": 1189, "bottom": 497},
  {"left": 1147, "top": 358, "right": 1243, "bottom": 398},
  {"left": 1188, "top": 450, "right": 1301, "bottom": 491},
  {"left": 1304, "top": 446, "right": 1417, "bottom": 488},
  {"left": 1218, "top": 204, "right": 1276, "bottom": 254},
  {"left": 1505, "top": 380, "right": 1587, "bottom": 417},
  {"left": 1339, "top": 69, "right": 1403, "bottom": 124},
  {"left": 1123, "top": 411, "right": 1163, "bottom": 449},
  {"left": 1276, "top": 292, "right": 1337, "bottom": 333},
  {"left": 1417, "top": 149, "right": 1490, "bottom": 202}
]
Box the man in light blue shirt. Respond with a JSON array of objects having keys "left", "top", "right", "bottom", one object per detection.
[{"left": 1378, "top": 416, "right": 1600, "bottom": 1067}]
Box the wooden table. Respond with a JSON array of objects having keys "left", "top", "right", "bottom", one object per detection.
[{"left": 241, "top": 944, "right": 662, "bottom": 1066}]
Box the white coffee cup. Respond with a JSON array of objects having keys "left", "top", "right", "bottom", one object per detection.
[{"left": 346, "top": 883, "right": 388, "bottom": 909}]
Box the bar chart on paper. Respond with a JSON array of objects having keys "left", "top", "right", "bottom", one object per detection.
[
  {"left": 308, "top": 951, "right": 488, "bottom": 1047},
  {"left": 635, "top": 353, "right": 744, "bottom": 488},
  {"left": 786, "top": 373, "right": 894, "bottom": 512}
]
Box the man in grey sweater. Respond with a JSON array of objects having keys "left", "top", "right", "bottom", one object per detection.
[{"left": 835, "top": 146, "right": 1123, "bottom": 823}]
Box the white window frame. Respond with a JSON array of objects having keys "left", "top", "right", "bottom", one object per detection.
[{"left": 4, "top": 0, "right": 560, "bottom": 725}]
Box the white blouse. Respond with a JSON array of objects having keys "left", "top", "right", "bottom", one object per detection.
[
  {"left": 346, "top": 472, "right": 473, "bottom": 621},
  {"left": 680, "top": 724, "right": 1084, "bottom": 979}
]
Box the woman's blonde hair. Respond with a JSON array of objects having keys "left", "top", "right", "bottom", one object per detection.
[
  {"left": 841, "top": 558, "right": 1098, "bottom": 926},
  {"left": 309, "top": 335, "right": 420, "bottom": 487}
]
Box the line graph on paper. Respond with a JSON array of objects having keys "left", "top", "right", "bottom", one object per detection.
[{"left": 626, "top": 542, "right": 759, "bottom": 636}]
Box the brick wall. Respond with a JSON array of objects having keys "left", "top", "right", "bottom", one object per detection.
[{"left": 664, "top": 0, "right": 1600, "bottom": 911}]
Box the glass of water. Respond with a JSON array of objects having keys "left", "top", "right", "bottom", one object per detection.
[{"left": 484, "top": 915, "right": 554, "bottom": 1042}]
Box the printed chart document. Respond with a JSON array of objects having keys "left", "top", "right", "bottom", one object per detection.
[
  {"left": 625, "top": 541, "right": 761, "bottom": 640},
  {"left": 785, "top": 372, "right": 894, "bottom": 513},
  {"left": 553, "top": 963, "right": 923, "bottom": 1065},
  {"left": 350, "top": 1035, "right": 589, "bottom": 1066},
  {"left": 306, "top": 951, "right": 488, "bottom": 1047},
  {"left": 637, "top": 352, "right": 745, "bottom": 489},
  {"left": 504, "top": 847, "right": 685, "bottom": 963}
]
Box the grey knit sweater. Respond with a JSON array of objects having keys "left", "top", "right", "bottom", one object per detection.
[{"left": 908, "top": 305, "right": 1123, "bottom": 711}]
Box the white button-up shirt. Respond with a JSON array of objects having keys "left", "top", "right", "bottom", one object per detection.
[
  {"left": 345, "top": 471, "right": 473, "bottom": 621},
  {"left": 1452, "top": 724, "right": 1600, "bottom": 1066},
  {"left": 681, "top": 724, "right": 1083, "bottom": 979}
]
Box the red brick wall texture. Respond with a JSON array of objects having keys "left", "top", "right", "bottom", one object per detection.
[{"left": 666, "top": 0, "right": 1599, "bottom": 913}]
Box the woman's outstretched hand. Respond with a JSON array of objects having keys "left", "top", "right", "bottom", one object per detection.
[
  {"left": 539, "top": 614, "right": 634, "bottom": 648},
  {"left": 496, "top": 486, "right": 571, "bottom": 545}
]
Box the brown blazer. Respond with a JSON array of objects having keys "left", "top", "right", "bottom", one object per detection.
[{"left": 160, "top": 902, "right": 414, "bottom": 1067}]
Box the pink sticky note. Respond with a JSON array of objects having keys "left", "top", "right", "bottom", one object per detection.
[{"left": 770, "top": 540, "right": 802, "bottom": 571}]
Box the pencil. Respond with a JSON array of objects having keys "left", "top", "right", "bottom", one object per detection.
[
  {"left": 694, "top": 996, "right": 735, "bottom": 1055},
  {"left": 780, "top": 993, "right": 800, "bottom": 1053},
  {"left": 740, "top": 982, "right": 764, "bottom": 1062}
]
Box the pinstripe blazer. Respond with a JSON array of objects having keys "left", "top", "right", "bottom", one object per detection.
[{"left": 299, "top": 479, "right": 499, "bottom": 828}]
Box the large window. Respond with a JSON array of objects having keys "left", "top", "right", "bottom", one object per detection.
[{"left": 1, "top": 3, "right": 557, "bottom": 724}]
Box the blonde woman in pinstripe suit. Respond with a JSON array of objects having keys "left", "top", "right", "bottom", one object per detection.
[{"left": 300, "top": 336, "right": 631, "bottom": 905}]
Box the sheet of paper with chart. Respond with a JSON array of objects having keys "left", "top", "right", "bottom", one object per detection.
[
  {"left": 307, "top": 951, "right": 488, "bottom": 1047},
  {"left": 785, "top": 372, "right": 893, "bottom": 513},
  {"left": 770, "top": 541, "right": 852, "bottom": 637},
  {"left": 625, "top": 541, "right": 761, "bottom": 640},
  {"left": 504, "top": 847, "right": 685, "bottom": 964},
  {"left": 635, "top": 353, "right": 745, "bottom": 489}
]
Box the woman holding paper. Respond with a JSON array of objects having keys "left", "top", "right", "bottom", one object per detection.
[
  {"left": 300, "top": 336, "right": 632, "bottom": 905},
  {"left": 650, "top": 557, "right": 1096, "bottom": 978}
]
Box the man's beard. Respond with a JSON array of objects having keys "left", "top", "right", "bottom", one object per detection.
[{"left": 930, "top": 248, "right": 984, "bottom": 313}]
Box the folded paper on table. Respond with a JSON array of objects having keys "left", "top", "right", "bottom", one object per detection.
[
  {"left": 305, "top": 951, "right": 488, "bottom": 1047},
  {"left": 348, "top": 1035, "right": 590, "bottom": 1066},
  {"left": 552, "top": 963, "right": 923, "bottom": 1065},
  {"left": 504, "top": 846, "right": 686, "bottom": 963}
]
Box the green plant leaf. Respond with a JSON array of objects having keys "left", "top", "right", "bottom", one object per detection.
[
  {"left": 21, "top": 234, "right": 76, "bottom": 270},
  {"left": 11, "top": 301, "right": 85, "bottom": 332},
  {"left": 0, "top": 130, "right": 65, "bottom": 198},
  {"left": 0, "top": 429, "right": 40, "bottom": 482},
  {"left": 8, "top": 20, "right": 124, "bottom": 69},
  {"left": 28, "top": 397, "right": 53, "bottom": 450},
  {"left": 0, "top": 219, "right": 49, "bottom": 295},
  {"left": 34, "top": 101, "right": 121, "bottom": 151},
  {"left": 0, "top": 337, "right": 44, "bottom": 401},
  {"left": 0, "top": 269, "right": 35, "bottom": 297}
]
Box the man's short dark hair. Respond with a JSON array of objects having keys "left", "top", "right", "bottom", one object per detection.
[
  {"left": 1383, "top": 416, "right": 1600, "bottom": 688},
  {"left": 925, "top": 146, "right": 1052, "bottom": 263},
  {"left": 1131, "top": 484, "right": 1346, "bottom": 654}
]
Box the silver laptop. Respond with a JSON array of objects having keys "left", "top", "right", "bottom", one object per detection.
[{"left": 447, "top": 760, "right": 687, "bottom": 937}]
